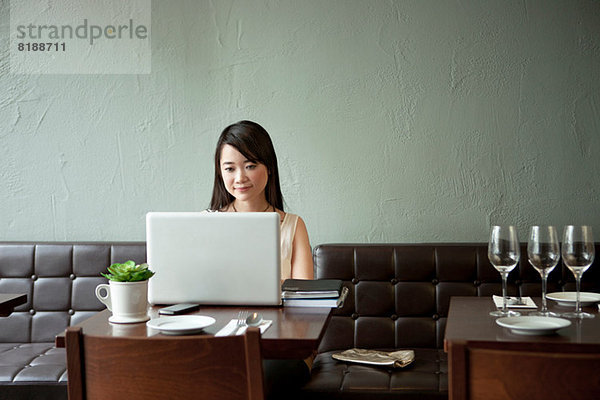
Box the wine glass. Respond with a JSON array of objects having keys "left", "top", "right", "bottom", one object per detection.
[
  {"left": 488, "top": 225, "right": 521, "bottom": 317},
  {"left": 527, "top": 226, "right": 560, "bottom": 317},
  {"left": 561, "top": 225, "right": 595, "bottom": 319}
]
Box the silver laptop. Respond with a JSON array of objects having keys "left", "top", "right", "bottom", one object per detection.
[{"left": 146, "top": 212, "right": 281, "bottom": 306}]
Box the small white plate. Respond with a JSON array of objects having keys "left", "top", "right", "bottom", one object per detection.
[
  {"left": 146, "top": 315, "right": 215, "bottom": 335},
  {"left": 546, "top": 292, "right": 600, "bottom": 307},
  {"left": 496, "top": 316, "right": 571, "bottom": 336}
]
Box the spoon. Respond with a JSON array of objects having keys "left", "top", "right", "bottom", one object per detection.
[{"left": 245, "top": 312, "right": 263, "bottom": 327}]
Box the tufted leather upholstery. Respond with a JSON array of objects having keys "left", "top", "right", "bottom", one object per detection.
[
  {"left": 1, "top": 241, "right": 598, "bottom": 400},
  {"left": 0, "top": 242, "right": 146, "bottom": 400},
  {"left": 298, "top": 243, "right": 600, "bottom": 400}
]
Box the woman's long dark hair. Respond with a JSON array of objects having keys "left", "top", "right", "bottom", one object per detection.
[{"left": 210, "top": 120, "right": 284, "bottom": 211}]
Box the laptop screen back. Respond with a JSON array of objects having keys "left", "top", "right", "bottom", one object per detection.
[{"left": 146, "top": 212, "right": 281, "bottom": 306}]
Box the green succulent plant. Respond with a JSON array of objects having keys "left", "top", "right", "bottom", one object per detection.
[{"left": 101, "top": 261, "right": 155, "bottom": 282}]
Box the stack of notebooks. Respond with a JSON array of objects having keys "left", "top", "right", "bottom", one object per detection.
[{"left": 281, "top": 279, "right": 349, "bottom": 307}]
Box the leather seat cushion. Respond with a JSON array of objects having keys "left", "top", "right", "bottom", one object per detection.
[
  {"left": 299, "top": 349, "right": 447, "bottom": 400},
  {"left": 0, "top": 343, "right": 66, "bottom": 383}
]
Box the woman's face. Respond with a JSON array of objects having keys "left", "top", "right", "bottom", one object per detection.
[{"left": 220, "top": 144, "right": 269, "bottom": 203}]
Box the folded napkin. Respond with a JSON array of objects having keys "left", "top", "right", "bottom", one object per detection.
[
  {"left": 492, "top": 295, "right": 537, "bottom": 309},
  {"left": 214, "top": 319, "right": 272, "bottom": 337},
  {"left": 332, "top": 348, "right": 414, "bottom": 368}
]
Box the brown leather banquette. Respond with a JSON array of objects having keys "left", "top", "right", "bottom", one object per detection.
[
  {"left": 0, "top": 242, "right": 599, "bottom": 400},
  {"left": 0, "top": 242, "right": 146, "bottom": 400},
  {"left": 296, "top": 243, "right": 600, "bottom": 400}
]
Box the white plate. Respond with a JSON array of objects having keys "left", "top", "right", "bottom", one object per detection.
[
  {"left": 146, "top": 315, "right": 215, "bottom": 335},
  {"left": 546, "top": 292, "right": 600, "bottom": 307},
  {"left": 496, "top": 316, "right": 571, "bottom": 336}
]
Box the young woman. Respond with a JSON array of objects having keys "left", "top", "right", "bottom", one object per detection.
[
  {"left": 209, "top": 120, "right": 314, "bottom": 394},
  {"left": 209, "top": 120, "right": 314, "bottom": 280}
]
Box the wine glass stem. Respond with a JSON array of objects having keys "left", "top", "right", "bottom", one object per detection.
[
  {"left": 575, "top": 275, "right": 581, "bottom": 314},
  {"left": 501, "top": 272, "right": 508, "bottom": 313},
  {"left": 541, "top": 276, "right": 548, "bottom": 313}
]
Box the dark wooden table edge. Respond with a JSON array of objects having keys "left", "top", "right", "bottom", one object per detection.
[
  {"left": 56, "top": 306, "right": 334, "bottom": 359},
  {"left": 0, "top": 293, "right": 27, "bottom": 317}
]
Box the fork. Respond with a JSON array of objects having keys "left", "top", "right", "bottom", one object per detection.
[
  {"left": 507, "top": 296, "right": 526, "bottom": 305},
  {"left": 513, "top": 286, "right": 526, "bottom": 305},
  {"left": 234, "top": 311, "right": 248, "bottom": 335},
  {"left": 507, "top": 286, "right": 526, "bottom": 305}
]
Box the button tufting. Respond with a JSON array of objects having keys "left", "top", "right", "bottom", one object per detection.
[
  {"left": 390, "top": 314, "right": 398, "bottom": 321},
  {"left": 351, "top": 278, "right": 359, "bottom": 284},
  {"left": 431, "top": 278, "right": 439, "bottom": 285},
  {"left": 432, "top": 314, "right": 440, "bottom": 321},
  {"left": 69, "top": 274, "right": 76, "bottom": 280},
  {"left": 351, "top": 313, "right": 359, "bottom": 320},
  {"left": 390, "top": 278, "right": 398, "bottom": 285},
  {"left": 474, "top": 280, "right": 481, "bottom": 286},
  {"left": 31, "top": 275, "right": 37, "bottom": 281},
  {"left": 68, "top": 309, "right": 75, "bottom": 315},
  {"left": 29, "top": 309, "right": 36, "bottom": 315}
]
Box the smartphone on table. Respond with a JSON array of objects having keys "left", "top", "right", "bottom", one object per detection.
[{"left": 158, "top": 303, "right": 200, "bottom": 315}]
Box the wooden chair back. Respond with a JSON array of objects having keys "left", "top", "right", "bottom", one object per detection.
[
  {"left": 454, "top": 342, "right": 600, "bottom": 400},
  {"left": 66, "top": 326, "right": 264, "bottom": 400}
]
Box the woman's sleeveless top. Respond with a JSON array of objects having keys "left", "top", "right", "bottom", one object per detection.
[
  {"left": 204, "top": 209, "right": 299, "bottom": 280},
  {"left": 280, "top": 213, "right": 299, "bottom": 280}
]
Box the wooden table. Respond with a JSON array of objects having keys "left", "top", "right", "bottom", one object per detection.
[
  {"left": 0, "top": 293, "right": 27, "bottom": 317},
  {"left": 445, "top": 296, "right": 600, "bottom": 400},
  {"left": 56, "top": 305, "right": 332, "bottom": 359}
]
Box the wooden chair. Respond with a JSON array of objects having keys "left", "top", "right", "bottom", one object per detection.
[
  {"left": 66, "top": 326, "right": 264, "bottom": 400},
  {"left": 450, "top": 341, "right": 600, "bottom": 400}
]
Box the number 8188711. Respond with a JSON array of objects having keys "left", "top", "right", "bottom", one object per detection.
[{"left": 17, "top": 42, "right": 66, "bottom": 51}]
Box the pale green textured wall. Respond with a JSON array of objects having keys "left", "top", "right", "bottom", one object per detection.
[{"left": 1, "top": 0, "right": 599, "bottom": 244}]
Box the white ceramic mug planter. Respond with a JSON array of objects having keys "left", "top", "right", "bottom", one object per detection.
[{"left": 95, "top": 280, "right": 150, "bottom": 324}]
